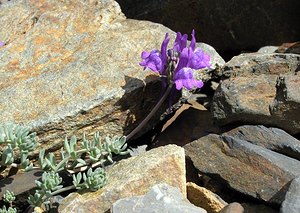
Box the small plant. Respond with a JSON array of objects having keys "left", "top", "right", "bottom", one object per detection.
[
  {"left": 28, "top": 171, "right": 63, "bottom": 207},
  {"left": 0, "top": 123, "right": 36, "bottom": 171},
  {"left": 0, "top": 123, "right": 129, "bottom": 211},
  {"left": 73, "top": 167, "right": 107, "bottom": 191},
  {"left": 0, "top": 190, "right": 17, "bottom": 213}
]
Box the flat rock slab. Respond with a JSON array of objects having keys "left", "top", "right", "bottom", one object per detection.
[
  {"left": 224, "top": 125, "right": 300, "bottom": 161},
  {"left": 184, "top": 134, "right": 300, "bottom": 205},
  {"left": 111, "top": 183, "right": 207, "bottom": 213},
  {"left": 58, "top": 144, "right": 186, "bottom": 212}
]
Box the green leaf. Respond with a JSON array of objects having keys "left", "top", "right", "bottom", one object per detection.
[
  {"left": 64, "top": 136, "right": 71, "bottom": 154},
  {"left": 70, "top": 135, "right": 77, "bottom": 152},
  {"left": 76, "top": 158, "right": 86, "bottom": 166},
  {"left": 1, "top": 145, "right": 14, "bottom": 165}
]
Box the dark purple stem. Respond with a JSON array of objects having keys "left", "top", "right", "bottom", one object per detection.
[{"left": 125, "top": 84, "right": 173, "bottom": 141}]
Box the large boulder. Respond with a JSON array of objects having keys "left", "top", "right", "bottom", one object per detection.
[
  {"left": 116, "top": 0, "right": 300, "bottom": 52},
  {"left": 0, "top": 0, "right": 223, "bottom": 152}
]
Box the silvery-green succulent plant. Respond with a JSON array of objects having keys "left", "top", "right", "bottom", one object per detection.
[
  {"left": 0, "top": 123, "right": 129, "bottom": 210},
  {"left": 0, "top": 123, "right": 36, "bottom": 171},
  {"left": 0, "top": 190, "right": 17, "bottom": 213}
]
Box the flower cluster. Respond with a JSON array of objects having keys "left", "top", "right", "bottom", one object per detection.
[{"left": 139, "top": 30, "right": 210, "bottom": 90}]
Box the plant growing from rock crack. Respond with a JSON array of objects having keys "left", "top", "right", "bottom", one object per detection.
[
  {"left": 0, "top": 29, "right": 211, "bottom": 211},
  {"left": 0, "top": 123, "right": 128, "bottom": 211},
  {"left": 126, "top": 29, "right": 211, "bottom": 141}
]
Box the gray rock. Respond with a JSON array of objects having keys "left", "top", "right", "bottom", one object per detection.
[
  {"left": 269, "top": 74, "right": 300, "bottom": 134},
  {"left": 111, "top": 183, "right": 207, "bottom": 213},
  {"left": 280, "top": 176, "right": 300, "bottom": 213},
  {"left": 257, "top": 46, "right": 278, "bottom": 54},
  {"left": 211, "top": 53, "right": 300, "bottom": 134},
  {"left": 184, "top": 134, "right": 300, "bottom": 205},
  {"left": 220, "top": 53, "right": 299, "bottom": 78},
  {"left": 211, "top": 74, "right": 277, "bottom": 126},
  {"left": 223, "top": 125, "right": 300, "bottom": 161},
  {"left": 0, "top": 0, "right": 223, "bottom": 152},
  {"left": 116, "top": 0, "right": 300, "bottom": 52}
]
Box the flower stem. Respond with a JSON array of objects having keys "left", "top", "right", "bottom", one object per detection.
[
  {"left": 126, "top": 84, "right": 173, "bottom": 141},
  {"left": 51, "top": 185, "right": 76, "bottom": 196}
]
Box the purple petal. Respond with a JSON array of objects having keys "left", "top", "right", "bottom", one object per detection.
[
  {"left": 139, "top": 50, "right": 163, "bottom": 73},
  {"left": 174, "top": 67, "right": 204, "bottom": 90},
  {"left": 0, "top": 41, "right": 4, "bottom": 47},
  {"left": 160, "top": 33, "right": 170, "bottom": 70},
  {"left": 174, "top": 32, "right": 182, "bottom": 52},
  {"left": 141, "top": 51, "right": 150, "bottom": 59},
  {"left": 190, "top": 48, "right": 211, "bottom": 69},
  {"left": 190, "top": 29, "right": 196, "bottom": 51},
  {"left": 174, "top": 32, "right": 188, "bottom": 52},
  {"left": 175, "top": 47, "right": 189, "bottom": 72}
]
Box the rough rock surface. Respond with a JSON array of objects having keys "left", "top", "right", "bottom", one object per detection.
[
  {"left": 219, "top": 53, "right": 299, "bottom": 78},
  {"left": 58, "top": 144, "right": 186, "bottom": 212},
  {"left": 116, "top": 0, "right": 300, "bottom": 52},
  {"left": 211, "top": 53, "right": 300, "bottom": 134},
  {"left": 224, "top": 125, "right": 300, "bottom": 161},
  {"left": 111, "top": 183, "right": 207, "bottom": 213},
  {"left": 269, "top": 74, "right": 300, "bottom": 133},
  {"left": 187, "top": 182, "right": 227, "bottom": 213},
  {"left": 184, "top": 134, "right": 300, "bottom": 205},
  {"left": 0, "top": 0, "right": 223, "bottom": 152},
  {"left": 280, "top": 176, "right": 300, "bottom": 213},
  {"left": 212, "top": 75, "right": 277, "bottom": 125}
]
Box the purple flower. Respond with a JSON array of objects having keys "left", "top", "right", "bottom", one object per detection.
[
  {"left": 139, "top": 33, "right": 170, "bottom": 75},
  {"left": 139, "top": 30, "right": 210, "bottom": 91},
  {"left": 139, "top": 50, "right": 163, "bottom": 73},
  {"left": 174, "top": 67, "right": 204, "bottom": 90},
  {"left": 0, "top": 41, "right": 4, "bottom": 47}
]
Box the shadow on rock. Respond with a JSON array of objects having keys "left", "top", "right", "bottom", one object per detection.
[{"left": 115, "top": 75, "right": 169, "bottom": 142}]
